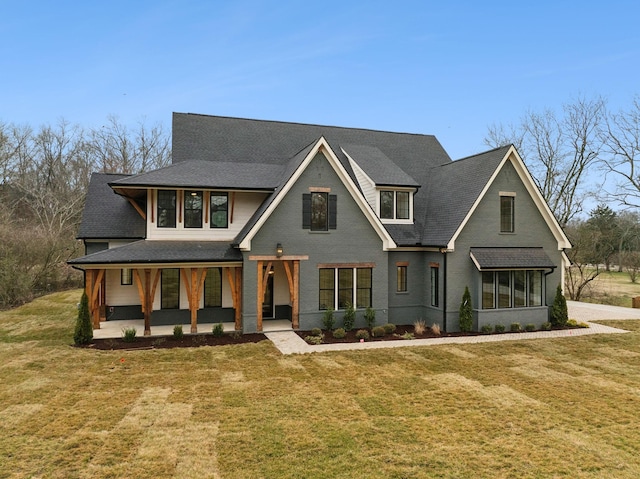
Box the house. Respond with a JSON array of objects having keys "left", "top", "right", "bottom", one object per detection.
[{"left": 69, "top": 113, "right": 571, "bottom": 335}]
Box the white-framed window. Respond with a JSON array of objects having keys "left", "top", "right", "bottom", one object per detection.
[{"left": 379, "top": 189, "right": 413, "bottom": 222}]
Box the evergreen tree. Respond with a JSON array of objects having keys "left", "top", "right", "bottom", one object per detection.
[
  {"left": 74, "top": 291, "right": 93, "bottom": 345},
  {"left": 550, "top": 284, "right": 568, "bottom": 327},
  {"left": 459, "top": 286, "right": 473, "bottom": 332}
]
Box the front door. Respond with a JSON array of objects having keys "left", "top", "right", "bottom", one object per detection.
[{"left": 262, "top": 268, "right": 274, "bottom": 319}]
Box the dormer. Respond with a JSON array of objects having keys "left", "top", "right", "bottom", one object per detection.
[{"left": 342, "top": 144, "right": 419, "bottom": 224}]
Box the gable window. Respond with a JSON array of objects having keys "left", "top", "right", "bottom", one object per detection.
[
  {"left": 481, "top": 270, "right": 545, "bottom": 309},
  {"left": 121, "top": 268, "right": 132, "bottom": 286},
  {"left": 157, "top": 190, "right": 177, "bottom": 228},
  {"left": 319, "top": 266, "right": 372, "bottom": 310},
  {"left": 303, "top": 192, "right": 337, "bottom": 231},
  {"left": 210, "top": 193, "right": 228, "bottom": 228},
  {"left": 184, "top": 191, "right": 203, "bottom": 228},
  {"left": 380, "top": 190, "right": 411, "bottom": 220},
  {"left": 204, "top": 268, "right": 222, "bottom": 307},
  {"left": 430, "top": 265, "right": 439, "bottom": 307},
  {"left": 161, "top": 268, "right": 180, "bottom": 309},
  {"left": 500, "top": 194, "right": 515, "bottom": 233}
]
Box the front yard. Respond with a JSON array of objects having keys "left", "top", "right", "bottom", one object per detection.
[{"left": 2, "top": 290, "right": 640, "bottom": 478}]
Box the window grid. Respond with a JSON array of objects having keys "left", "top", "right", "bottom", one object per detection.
[{"left": 319, "top": 267, "right": 372, "bottom": 310}]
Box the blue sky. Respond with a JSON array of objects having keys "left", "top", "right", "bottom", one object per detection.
[{"left": 1, "top": 0, "right": 639, "bottom": 160}]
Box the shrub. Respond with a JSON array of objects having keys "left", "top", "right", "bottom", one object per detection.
[
  {"left": 459, "top": 286, "right": 473, "bottom": 332},
  {"left": 355, "top": 329, "right": 370, "bottom": 341},
  {"left": 305, "top": 334, "right": 323, "bottom": 345},
  {"left": 371, "top": 326, "right": 386, "bottom": 337},
  {"left": 322, "top": 308, "right": 335, "bottom": 331},
  {"left": 173, "top": 324, "right": 184, "bottom": 339},
  {"left": 383, "top": 323, "right": 396, "bottom": 334},
  {"left": 343, "top": 303, "right": 355, "bottom": 331},
  {"left": 541, "top": 321, "right": 552, "bottom": 331},
  {"left": 212, "top": 323, "right": 225, "bottom": 337},
  {"left": 122, "top": 327, "right": 137, "bottom": 342},
  {"left": 311, "top": 327, "right": 323, "bottom": 337},
  {"left": 567, "top": 318, "right": 578, "bottom": 327},
  {"left": 577, "top": 321, "right": 590, "bottom": 328},
  {"left": 431, "top": 323, "right": 441, "bottom": 336},
  {"left": 525, "top": 323, "right": 536, "bottom": 332},
  {"left": 414, "top": 319, "right": 426, "bottom": 335},
  {"left": 332, "top": 328, "right": 346, "bottom": 339},
  {"left": 510, "top": 322, "right": 521, "bottom": 332},
  {"left": 399, "top": 331, "right": 414, "bottom": 340},
  {"left": 550, "top": 284, "right": 568, "bottom": 327},
  {"left": 481, "top": 324, "right": 493, "bottom": 334},
  {"left": 494, "top": 324, "right": 505, "bottom": 333},
  {"left": 364, "top": 307, "right": 376, "bottom": 329},
  {"left": 73, "top": 291, "right": 93, "bottom": 345}
]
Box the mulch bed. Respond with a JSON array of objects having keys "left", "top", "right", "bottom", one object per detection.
[
  {"left": 297, "top": 325, "right": 477, "bottom": 344},
  {"left": 82, "top": 333, "right": 268, "bottom": 350}
]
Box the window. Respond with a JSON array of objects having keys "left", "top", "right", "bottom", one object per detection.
[
  {"left": 500, "top": 195, "right": 514, "bottom": 232},
  {"left": 397, "top": 265, "right": 407, "bottom": 292},
  {"left": 161, "top": 269, "right": 180, "bottom": 309},
  {"left": 481, "top": 270, "right": 545, "bottom": 309},
  {"left": 204, "top": 268, "right": 222, "bottom": 307},
  {"left": 210, "top": 193, "right": 228, "bottom": 228},
  {"left": 157, "top": 190, "right": 176, "bottom": 228},
  {"left": 121, "top": 268, "right": 132, "bottom": 285},
  {"left": 430, "top": 266, "right": 439, "bottom": 307},
  {"left": 319, "top": 267, "right": 372, "bottom": 310},
  {"left": 303, "top": 193, "right": 336, "bottom": 230},
  {"left": 380, "top": 190, "right": 411, "bottom": 220},
  {"left": 184, "top": 191, "right": 203, "bottom": 228}
]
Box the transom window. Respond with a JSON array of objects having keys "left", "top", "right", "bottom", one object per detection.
[
  {"left": 319, "top": 267, "right": 372, "bottom": 310},
  {"left": 482, "top": 270, "right": 543, "bottom": 309},
  {"left": 500, "top": 194, "right": 515, "bottom": 233},
  {"left": 380, "top": 190, "right": 411, "bottom": 220}
]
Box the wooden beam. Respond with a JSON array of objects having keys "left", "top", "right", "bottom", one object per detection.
[
  {"left": 235, "top": 267, "right": 242, "bottom": 330},
  {"left": 143, "top": 269, "right": 152, "bottom": 336},
  {"left": 190, "top": 268, "right": 198, "bottom": 333},
  {"left": 125, "top": 196, "right": 146, "bottom": 220},
  {"left": 133, "top": 269, "right": 145, "bottom": 313},
  {"left": 292, "top": 260, "right": 299, "bottom": 329},
  {"left": 256, "top": 261, "right": 263, "bottom": 332}
]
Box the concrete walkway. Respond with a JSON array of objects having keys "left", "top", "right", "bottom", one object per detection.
[{"left": 265, "top": 301, "right": 639, "bottom": 355}]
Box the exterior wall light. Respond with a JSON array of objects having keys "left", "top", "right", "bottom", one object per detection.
[{"left": 276, "top": 243, "right": 283, "bottom": 257}]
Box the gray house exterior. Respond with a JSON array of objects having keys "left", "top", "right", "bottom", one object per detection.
[{"left": 69, "top": 113, "right": 570, "bottom": 335}]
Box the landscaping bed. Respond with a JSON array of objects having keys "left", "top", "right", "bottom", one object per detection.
[{"left": 83, "top": 332, "right": 268, "bottom": 350}]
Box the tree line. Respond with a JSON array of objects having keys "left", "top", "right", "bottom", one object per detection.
[
  {"left": 0, "top": 116, "right": 171, "bottom": 307},
  {"left": 486, "top": 95, "right": 640, "bottom": 300}
]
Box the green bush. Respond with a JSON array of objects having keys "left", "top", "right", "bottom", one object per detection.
[
  {"left": 212, "top": 323, "right": 225, "bottom": 337},
  {"left": 550, "top": 284, "right": 568, "bottom": 327},
  {"left": 383, "top": 323, "right": 396, "bottom": 334},
  {"left": 305, "top": 334, "right": 323, "bottom": 345},
  {"left": 480, "top": 324, "right": 493, "bottom": 334},
  {"left": 371, "top": 326, "right": 386, "bottom": 337},
  {"left": 525, "top": 323, "right": 536, "bottom": 332},
  {"left": 173, "top": 324, "right": 184, "bottom": 339},
  {"left": 332, "top": 328, "right": 346, "bottom": 339},
  {"left": 322, "top": 308, "right": 335, "bottom": 331},
  {"left": 122, "top": 327, "right": 137, "bottom": 342},
  {"left": 494, "top": 324, "right": 505, "bottom": 333},
  {"left": 343, "top": 303, "right": 355, "bottom": 331},
  {"left": 73, "top": 291, "right": 93, "bottom": 345},
  {"left": 355, "top": 329, "right": 370, "bottom": 341},
  {"left": 459, "top": 286, "right": 473, "bottom": 332},
  {"left": 311, "top": 327, "right": 323, "bottom": 337},
  {"left": 364, "top": 307, "right": 376, "bottom": 329},
  {"left": 577, "top": 321, "right": 590, "bottom": 328},
  {"left": 541, "top": 321, "right": 552, "bottom": 331},
  {"left": 567, "top": 318, "right": 578, "bottom": 327},
  {"left": 399, "top": 331, "right": 415, "bottom": 340},
  {"left": 510, "top": 322, "right": 521, "bottom": 332}
]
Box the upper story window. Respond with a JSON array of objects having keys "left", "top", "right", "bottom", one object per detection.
[
  {"left": 184, "top": 191, "right": 203, "bottom": 228},
  {"left": 157, "top": 190, "right": 177, "bottom": 228},
  {"left": 210, "top": 193, "right": 228, "bottom": 228},
  {"left": 379, "top": 190, "right": 412, "bottom": 221},
  {"left": 303, "top": 192, "right": 337, "bottom": 231},
  {"left": 500, "top": 193, "right": 515, "bottom": 233}
]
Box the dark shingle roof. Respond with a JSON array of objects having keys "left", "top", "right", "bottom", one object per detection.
[
  {"left": 469, "top": 247, "right": 556, "bottom": 270},
  {"left": 341, "top": 144, "right": 419, "bottom": 187},
  {"left": 111, "top": 159, "right": 285, "bottom": 190},
  {"left": 77, "top": 173, "right": 146, "bottom": 240},
  {"left": 68, "top": 240, "right": 242, "bottom": 265}
]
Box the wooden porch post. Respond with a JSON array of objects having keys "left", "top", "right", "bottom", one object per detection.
[
  {"left": 226, "top": 267, "right": 243, "bottom": 331},
  {"left": 181, "top": 268, "right": 207, "bottom": 334},
  {"left": 85, "top": 269, "right": 105, "bottom": 329},
  {"left": 256, "top": 261, "right": 263, "bottom": 332},
  {"left": 283, "top": 260, "right": 300, "bottom": 329},
  {"left": 133, "top": 268, "right": 160, "bottom": 336}
]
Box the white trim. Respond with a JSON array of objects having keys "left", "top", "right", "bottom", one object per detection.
[
  {"left": 447, "top": 146, "right": 571, "bottom": 251},
  {"left": 238, "top": 137, "right": 397, "bottom": 251}
]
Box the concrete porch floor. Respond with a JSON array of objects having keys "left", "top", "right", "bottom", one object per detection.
[{"left": 92, "top": 319, "right": 293, "bottom": 339}]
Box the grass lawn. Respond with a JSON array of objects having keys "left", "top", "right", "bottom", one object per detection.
[
  {"left": 2, "top": 290, "right": 640, "bottom": 478},
  {"left": 581, "top": 268, "right": 640, "bottom": 307}
]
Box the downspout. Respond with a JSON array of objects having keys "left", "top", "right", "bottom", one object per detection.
[{"left": 441, "top": 248, "right": 447, "bottom": 332}]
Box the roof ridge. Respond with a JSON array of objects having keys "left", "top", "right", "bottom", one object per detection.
[{"left": 453, "top": 144, "right": 513, "bottom": 163}]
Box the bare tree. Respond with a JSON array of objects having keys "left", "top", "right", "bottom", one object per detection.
[
  {"left": 564, "top": 220, "right": 601, "bottom": 301},
  {"left": 601, "top": 96, "right": 640, "bottom": 208},
  {"left": 485, "top": 96, "right": 606, "bottom": 227}
]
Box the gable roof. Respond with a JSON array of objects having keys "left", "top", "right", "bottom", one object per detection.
[{"left": 77, "top": 172, "right": 146, "bottom": 240}]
